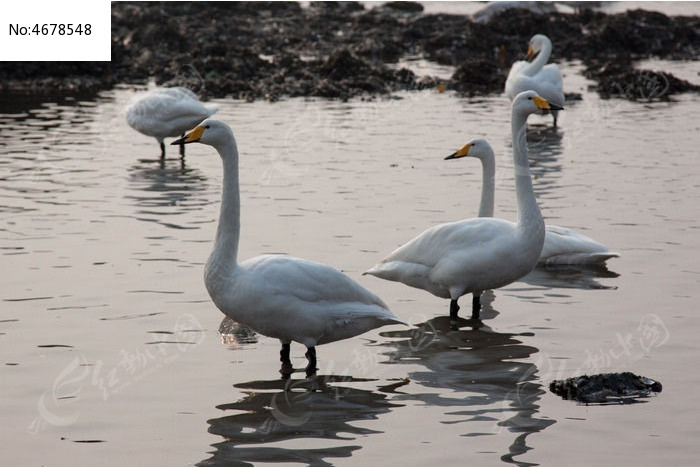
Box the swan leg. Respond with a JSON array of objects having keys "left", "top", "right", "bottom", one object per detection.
[
  {"left": 160, "top": 141, "right": 166, "bottom": 159},
  {"left": 449, "top": 299, "right": 460, "bottom": 319},
  {"left": 305, "top": 347, "right": 317, "bottom": 375},
  {"left": 280, "top": 343, "right": 291, "bottom": 365},
  {"left": 552, "top": 110, "right": 559, "bottom": 127},
  {"left": 280, "top": 342, "right": 293, "bottom": 376},
  {"left": 179, "top": 133, "right": 186, "bottom": 157},
  {"left": 472, "top": 293, "right": 481, "bottom": 319}
]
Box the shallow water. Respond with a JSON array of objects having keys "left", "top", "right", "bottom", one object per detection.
[{"left": 2, "top": 61, "right": 700, "bottom": 466}]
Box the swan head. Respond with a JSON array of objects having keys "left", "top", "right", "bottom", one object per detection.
[
  {"left": 513, "top": 90, "right": 563, "bottom": 116},
  {"left": 445, "top": 138, "right": 494, "bottom": 162},
  {"left": 171, "top": 118, "right": 234, "bottom": 150},
  {"left": 526, "top": 34, "right": 552, "bottom": 61}
]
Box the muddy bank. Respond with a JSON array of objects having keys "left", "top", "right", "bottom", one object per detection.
[{"left": 1, "top": 2, "right": 698, "bottom": 101}]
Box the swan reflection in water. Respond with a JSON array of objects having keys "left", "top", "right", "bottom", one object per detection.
[
  {"left": 126, "top": 158, "right": 211, "bottom": 230},
  {"left": 379, "top": 291, "right": 555, "bottom": 466},
  {"left": 198, "top": 372, "right": 404, "bottom": 466},
  {"left": 211, "top": 290, "right": 555, "bottom": 467},
  {"left": 522, "top": 263, "right": 619, "bottom": 290}
]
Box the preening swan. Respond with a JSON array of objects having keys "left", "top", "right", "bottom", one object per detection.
[
  {"left": 446, "top": 139, "right": 620, "bottom": 265},
  {"left": 171, "top": 120, "right": 403, "bottom": 375},
  {"left": 505, "top": 34, "right": 564, "bottom": 126},
  {"left": 127, "top": 87, "right": 218, "bottom": 158},
  {"left": 365, "top": 91, "right": 561, "bottom": 319}
]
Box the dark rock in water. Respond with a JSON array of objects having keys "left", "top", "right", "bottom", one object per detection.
[{"left": 550, "top": 372, "right": 662, "bottom": 404}]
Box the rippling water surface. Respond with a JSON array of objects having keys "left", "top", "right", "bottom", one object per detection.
[{"left": 2, "top": 62, "right": 700, "bottom": 466}]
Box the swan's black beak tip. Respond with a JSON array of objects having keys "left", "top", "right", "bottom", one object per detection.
[
  {"left": 170, "top": 137, "right": 186, "bottom": 146},
  {"left": 445, "top": 152, "right": 457, "bottom": 160},
  {"left": 549, "top": 103, "right": 564, "bottom": 111}
]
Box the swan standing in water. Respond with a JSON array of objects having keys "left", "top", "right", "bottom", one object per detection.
[
  {"left": 365, "top": 91, "right": 561, "bottom": 319},
  {"left": 445, "top": 139, "right": 619, "bottom": 265},
  {"left": 505, "top": 34, "right": 564, "bottom": 126},
  {"left": 127, "top": 87, "right": 218, "bottom": 158},
  {"left": 171, "top": 120, "right": 403, "bottom": 375}
]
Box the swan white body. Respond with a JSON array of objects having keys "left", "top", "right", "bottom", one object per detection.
[
  {"left": 127, "top": 87, "right": 218, "bottom": 157},
  {"left": 447, "top": 139, "right": 620, "bottom": 266},
  {"left": 505, "top": 35, "right": 564, "bottom": 126},
  {"left": 171, "top": 119, "right": 403, "bottom": 373},
  {"left": 366, "top": 91, "right": 559, "bottom": 318}
]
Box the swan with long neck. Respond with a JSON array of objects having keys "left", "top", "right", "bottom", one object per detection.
[
  {"left": 172, "top": 120, "right": 403, "bottom": 375},
  {"left": 505, "top": 34, "right": 564, "bottom": 126},
  {"left": 446, "top": 139, "right": 620, "bottom": 265},
  {"left": 365, "top": 91, "right": 560, "bottom": 319}
]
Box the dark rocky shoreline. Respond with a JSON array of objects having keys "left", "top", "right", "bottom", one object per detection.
[{"left": 1, "top": 1, "right": 698, "bottom": 102}]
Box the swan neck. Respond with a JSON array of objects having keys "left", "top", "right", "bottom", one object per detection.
[
  {"left": 213, "top": 138, "right": 240, "bottom": 266},
  {"left": 523, "top": 40, "right": 551, "bottom": 76},
  {"left": 478, "top": 151, "right": 496, "bottom": 218},
  {"left": 511, "top": 111, "right": 543, "bottom": 231}
]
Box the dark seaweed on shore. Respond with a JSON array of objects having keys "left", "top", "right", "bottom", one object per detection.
[{"left": 1, "top": 2, "right": 698, "bottom": 101}]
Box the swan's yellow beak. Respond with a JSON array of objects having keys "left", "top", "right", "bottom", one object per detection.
[
  {"left": 532, "top": 96, "right": 564, "bottom": 111},
  {"left": 526, "top": 44, "right": 536, "bottom": 61},
  {"left": 171, "top": 125, "right": 205, "bottom": 145},
  {"left": 445, "top": 143, "right": 472, "bottom": 160}
]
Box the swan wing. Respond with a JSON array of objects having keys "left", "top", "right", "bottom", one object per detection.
[
  {"left": 505, "top": 63, "right": 563, "bottom": 106},
  {"left": 540, "top": 225, "right": 619, "bottom": 265},
  {"left": 505, "top": 74, "right": 564, "bottom": 106},
  {"left": 127, "top": 89, "right": 218, "bottom": 137},
  {"left": 241, "top": 255, "right": 399, "bottom": 319},
  {"left": 505, "top": 60, "right": 529, "bottom": 99},
  {"left": 533, "top": 64, "right": 563, "bottom": 88},
  {"left": 232, "top": 255, "right": 402, "bottom": 346},
  {"left": 366, "top": 218, "right": 518, "bottom": 296}
]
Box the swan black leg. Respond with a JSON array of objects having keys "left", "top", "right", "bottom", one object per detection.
[
  {"left": 449, "top": 299, "right": 460, "bottom": 319},
  {"left": 280, "top": 343, "right": 291, "bottom": 365},
  {"left": 305, "top": 347, "right": 317, "bottom": 375},
  {"left": 179, "top": 133, "right": 186, "bottom": 157},
  {"left": 160, "top": 142, "right": 166, "bottom": 159},
  {"left": 279, "top": 342, "right": 293, "bottom": 376},
  {"left": 472, "top": 293, "right": 481, "bottom": 319}
]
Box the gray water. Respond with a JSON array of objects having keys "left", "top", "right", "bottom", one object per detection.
[{"left": 2, "top": 60, "right": 700, "bottom": 466}]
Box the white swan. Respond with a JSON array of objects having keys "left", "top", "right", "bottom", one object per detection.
[
  {"left": 505, "top": 34, "right": 564, "bottom": 126},
  {"left": 127, "top": 87, "right": 218, "bottom": 158},
  {"left": 365, "top": 91, "right": 560, "bottom": 319},
  {"left": 171, "top": 119, "right": 403, "bottom": 374},
  {"left": 445, "top": 138, "right": 620, "bottom": 265}
]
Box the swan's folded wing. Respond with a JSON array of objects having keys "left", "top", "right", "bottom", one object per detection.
[
  {"left": 540, "top": 225, "right": 619, "bottom": 264},
  {"left": 243, "top": 254, "right": 390, "bottom": 311},
  {"left": 375, "top": 218, "right": 512, "bottom": 267},
  {"left": 366, "top": 218, "right": 517, "bottom": 291},
  {"left": 505, "top": 60, "right": 529, "bottom": 98},
  {"left": 534, "top": 64, "right": 563, "bottom": 87}
]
